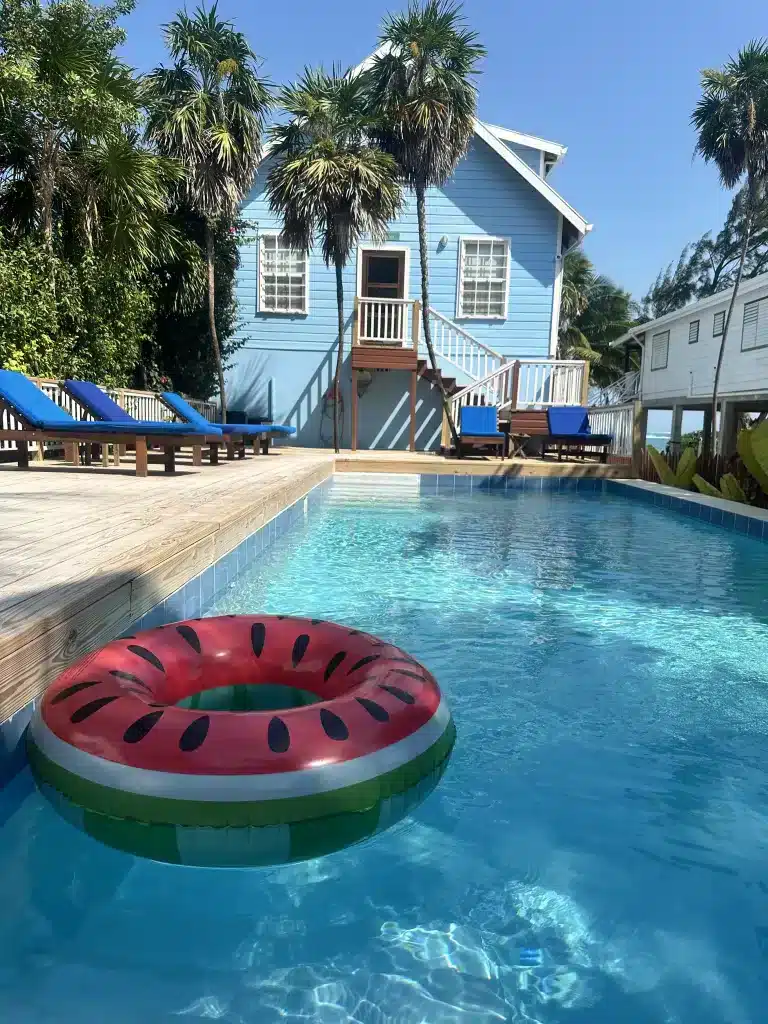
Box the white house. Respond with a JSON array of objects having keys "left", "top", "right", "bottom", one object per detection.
[{"left": 612, "top": 270, "right": 768, "bottom": 453}]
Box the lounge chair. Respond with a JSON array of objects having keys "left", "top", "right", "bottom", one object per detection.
[
  {"left": 458, "top": 405, "right": 506, "bottom": 458},
  {"left": 160, "top": 391, "right": 296, "bottom": 455},
  {"left": 61, "top": 379, "right": 226, "bottom": 466},
  {"left": 544, "top": 406, "right": 613, "bottom": 462},
  {"left": 0, "top": 370, "right": 210, "bottom": 477}
]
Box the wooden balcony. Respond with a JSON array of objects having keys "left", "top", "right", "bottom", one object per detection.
[{"left": 351, "top": 297, "right": 420, "bottom": 372}]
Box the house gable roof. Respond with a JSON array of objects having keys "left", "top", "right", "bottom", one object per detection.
[{"left": 351, "top": 46, "right": 590, "bottom": 241}]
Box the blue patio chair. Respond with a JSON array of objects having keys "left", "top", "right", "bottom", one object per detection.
[
  {"left": 545, "top": 406, "right": 613, "bottom": 463},
  {"left": 0, "top": 370, "right": 210, "bottom": 476},
  {"left": 458, "top": 405, "right": 506, "bottom": 458},
  {"left": 160, "top": 391, "right": 296, "bottom": 455},
  {"left": 62, "top": 379, "right": 226, "bottom": 466}
]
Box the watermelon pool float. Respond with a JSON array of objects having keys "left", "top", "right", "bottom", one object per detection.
[{"left": 28, "top": 615, "right": 455, "bottom": 866}]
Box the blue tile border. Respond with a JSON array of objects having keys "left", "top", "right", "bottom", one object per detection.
[
  {"left": 417, "top": 472, "right": 606, "bottom": 496},
  {"left": 606, "top": 479, "right": 768, "bottom": 540}
]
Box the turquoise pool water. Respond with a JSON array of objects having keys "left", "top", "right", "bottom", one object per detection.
[{"left": 3, "top": 479, "right": 768, "bottom": 1022}]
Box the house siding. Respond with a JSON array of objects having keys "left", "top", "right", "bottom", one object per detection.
[
  {"left": 228, "top": 135, "right": 560, "bottom": 448},
  {"left": 639, "top": 275, "right": 768, "bottom": 405},
  {"left": 501, "top": 140, "right": 542, "bottom": 173}
]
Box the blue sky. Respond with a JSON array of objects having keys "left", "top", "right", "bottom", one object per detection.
[{"left": 121, "top": 0, "right": 764, "bottom": 305}]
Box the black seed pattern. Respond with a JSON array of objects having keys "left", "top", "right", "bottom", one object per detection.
[
  {"left": 70, "top": 696, "right": 120, "bottom": 723},
  {"left": 355, "top": 697, "right": 390, "bottom": 722},
  {"left": 320, "top": 708, "right": 349, "bottom": 741},
  {"left": 123, "top": 711, "right": 164, "bottom": 743},
  {"left": 267, "top": 716, "right": 290, "bottom": 753},
  {"left": 121, "top": 636, "right": 136, "bottom": 640},
  {"left": 292, "top": 634, "right": 309, "bottom": 667},
  {"left": 179, "top": 716, "right": 209, "bottom": 752},
  {"left": 324, "top": 651, "right": 346, "bottom": 681},
  {"left": 109, "top": 670, "right": 152, "bottom": 692},
  {"left": 50, "top": 680, "right": 102, "bottom": 705},
  {"left": 392, "top": 668, "right": 426, "bottom": 682},
  {"left": 347, "top": 654, "right": 381, "bottom": 675},
  {"left": 348, "top": 630, "right": 361, "bottom": 636},
  {"left": 378, "top": 684, "right": 416, "bottom": 705},
  {"left": 176, "top": 625, "right": 201, "bottom": 653},
  {"left": 127, "top": 645, "right": 165, "bottom": 673},
  {"left": 251, "top": 622, "right": 266, "bottom": 657}
]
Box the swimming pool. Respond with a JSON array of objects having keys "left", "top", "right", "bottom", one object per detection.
[{"left": 2, "top": 474, "right": 768, "bottom": 1023}]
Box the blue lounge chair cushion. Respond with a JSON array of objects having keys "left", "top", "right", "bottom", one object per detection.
[
  {"left": 64, "top": 380, "right": 139, "bottom": 423},
  {"left": 460, "top": 405, "right": 504, "bottom": 439},
  {"left": 547, "top": 406, "right": 591, "bottom": 437},
  {"left": 161, "top": 391, "right": 297, "bottom": 436},
  {"left": 0, "top": 370, "right": 209, "bottom": 435}
]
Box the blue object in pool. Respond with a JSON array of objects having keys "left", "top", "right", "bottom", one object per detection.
[
  {"left": 519, "top": 947, "right": 543, "bottom": 967},
  {"left": 3, "top": 480, "right": 768, "bottom": 1022}
]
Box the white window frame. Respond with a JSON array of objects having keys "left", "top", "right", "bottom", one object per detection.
[
  {"left": 258, "top": 233, "right": 310, "bottom": 315},
  {"left": 650, "top": 330, "right": 669, "bottom": 371},
  {"left": 456, "top": 235, "right": 511, "bottom": 320},
  {"left": 741, "top": 298, "right": 768, "bottom": 352},
  {"left": 688, "top": 319, "right": 700, "bottom": 344},
  {"left": 713, "top": 310, "right": 726, "bottom": 337}
]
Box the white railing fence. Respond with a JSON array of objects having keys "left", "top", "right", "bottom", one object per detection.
[
  {"left": 515, "top": 360, "right": 585, "bottom": 409},
  {"left": 589, "top": 369, "right": 640, "bottom": 407},
  {"left": 588, "top": 402, "right": 634, "bottom": 458},
  {"left": 427, "top": 307, "right": 503, "bottom": 381},
  {"left": 0, "top": 378, "right": 218, "bottom": 455},
  {"left": 449, "top": 362, "right": 519, "bottom": 429},
  {"left": 357, "top": 297, "right": 413, "bottom": 346}
]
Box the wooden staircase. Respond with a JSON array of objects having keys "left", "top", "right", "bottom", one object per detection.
[{"left": 417, "top": 358, "right": 459, "bottom": 397}]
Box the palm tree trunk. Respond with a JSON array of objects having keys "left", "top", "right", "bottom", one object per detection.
[
  {"left": 709, "top": 180, "right": 754, "bottom": 456},
  {"left": 333, "top": 259, "right": 345, "bottom": 453},
  {"left": 415, "top": 182, "right": 461, "bottom": 454},
  {"left": 205, "top": 222, "right": 227, "bottom": 424}
]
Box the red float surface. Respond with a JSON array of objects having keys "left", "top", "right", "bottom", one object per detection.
[{"left": 40, "top": 616, "right": 442, "bottom": 776}]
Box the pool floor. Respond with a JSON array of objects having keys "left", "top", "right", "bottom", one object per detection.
[{"left": 2, "top": 481, "right": 768, "bottom": 1022}]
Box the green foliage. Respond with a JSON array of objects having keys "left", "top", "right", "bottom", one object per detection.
[
  {"left": 647, "top": 444, "right": 697, "bottom": 489},
  {"left": 559, "top": 249, "right": 639, "bottom": 387},
  {"left": 736, "top": 419, "right": 768, "bottom": 493},
  {"left": 0, "top": 232, "right": 151, "bottom": 384},
  {"left": 692, "top": 474, "right": 723, "bottom": 498},
  {"left": 691, "top": 473, "right": 748, "bottom": 503}
]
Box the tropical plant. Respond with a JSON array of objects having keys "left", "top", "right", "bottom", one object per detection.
[
  {"left": 143, "top": 3, "right": 271, "bottom": 419},
  {"left": 0, "top": 0, "right": 139, "bottom": 246},
  {"left": 364, "top": 0, "right": 485, "bottom": 453},
  {"left": 559, "top": 249, "right": 639, "bottom": 388},
  {"left": 266, "top": 69, "right": 402, "bottom": 452},
  {"left": 647, "top": 444, "right": 698, "bottom": 489},
  {"left": 691, "top": 39, "right": 768, "bottom": 454},
  {"left": 692, "top": 472, "right": 748, "bottom": 502}
]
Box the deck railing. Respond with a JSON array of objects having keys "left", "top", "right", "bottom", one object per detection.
[
  {"left": 589, "top": 369, "right": 640, "bottom": 407},
  {"left": 515, "top": 359, "right": 587, "bottom": 409},
  {"left": 0, "top": 378, "right": 218, "bottom": 455},
  {"left": 427, "top": 308, "right": 504, "bottom": 381},
  {"left": 588, "top": 402, "right": 635, "bottom": 459},
  {"left": 355, "top": 297, "right": 416, "bottom": 347}
]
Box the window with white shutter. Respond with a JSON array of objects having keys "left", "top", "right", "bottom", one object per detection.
[
  {"left": 688, "top": 320, "right": 699, "bottom": 344},
  {"left": 713, "top": 310, "right": 726, "bottom": 337},
  {"left": 259, "top": 234, "right": 309, "bottom": 314},
  {"left": 741, "top": 298, "right": 768, "bottom": 351},
  {"left": 457, "top": 237, "right": 510, "bottom": 318},
  {"left": 650, "top": 330, "right": 669, "bottom": 370}
]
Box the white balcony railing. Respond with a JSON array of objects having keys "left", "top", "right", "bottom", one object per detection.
[
  {"left": 356, "top": 297, "right": 414, "bottom": 346},
  {"left": 515, "top": 359, "right": 586, "bottom": 409},
  {"left": 588, "top": 402, "right": 635, "bottom": 459}
]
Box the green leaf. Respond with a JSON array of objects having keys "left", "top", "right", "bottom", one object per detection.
[
  {"left": 692, "top": 473, "right": 723, "bottom": 497},
  {"left": 720, "top": 473, "right": 748, "bottom": 503},
  {"left": 737, "top": 421, "right": 768, "bottom": 494},
  {"left": 675, "top": 446, "right": 698, "bottom": 488},
  {"left": 647, "top": 445, "right": 676, "bottom": 486}
]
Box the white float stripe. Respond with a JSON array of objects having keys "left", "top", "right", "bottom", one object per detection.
[{"left": 29, "top": 700, "right": 452, "bottom": 803}]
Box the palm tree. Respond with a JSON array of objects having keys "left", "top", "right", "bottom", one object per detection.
[
  {"left": 692, "top": 40, "right": 768, "bottom": 453},
  {"left": 364, "top": 0, "right": 485, "bottom": 454},
  {"left": 266, "top": 69, "right": 403, "bottom": 452},
  {"left": 143, "top": 4, "right": 271, "bottom": 420}
]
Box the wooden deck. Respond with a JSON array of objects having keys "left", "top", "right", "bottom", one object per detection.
[{"left": 0, "top": 447, "right": 630, "bottom": 723}]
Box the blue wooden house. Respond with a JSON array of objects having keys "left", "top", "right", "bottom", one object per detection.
[{"left": 227, "top": 106, "right": 590, "bottom": 451}]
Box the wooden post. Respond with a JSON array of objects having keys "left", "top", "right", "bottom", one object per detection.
[
  {"left": 209, "top": 443, "right": 220, "bottom": 465},
  {"left": 135, "top": 437, "right": 148, "bottom": 477},
  {"left": 510, "top": 360, "right": 520, "bottom": 412},
  {"left": 17, "top": 439, "right": 29, "bottom": 469},
  {"left": 192, "top": 444, "right": 203, "bottom": 467},
  {"left": 440, "top": 407, "right": 451, "bottom": 453},
  {"left": 631, "top": 400, "right": 647, "bottom": 478},
  {"left": 101, "top": 444, "right": 110, "bottom": 467},
  {"left": 34, "top": 441, "right": 44, "bottom": 463},
  {"left": 351, "top": 367, "right": 359, "bottom": 452},
  {"left": 409, "top": 369, "right": 417, "bottom": 451},
  {"left": 163, "top": 445, "right": 176, "bottom": 473},
  {"left": 64, "top": 441, "right": 78, "bottom": 465},
  {"left": 412, "top": 299, "right": 421, "bottom": 354},
  {"left": 580, "top": 361, "right": 590, "bottom": 406}
]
